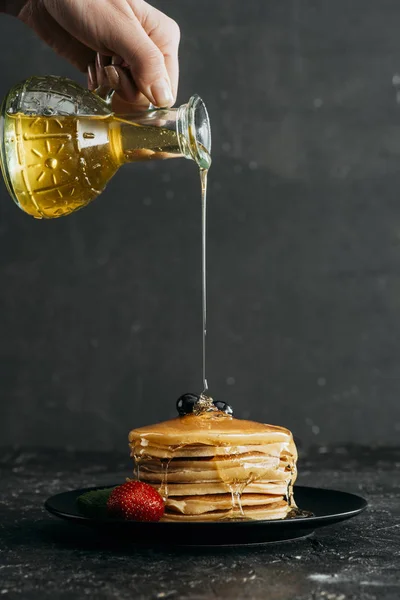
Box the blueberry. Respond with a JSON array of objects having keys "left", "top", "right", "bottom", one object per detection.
[
  {"left": 176, "top": 393, "right": 199, "bottom": 416},
  {"left": 213, "top": 400, "right": 233, "bottom": 415}
]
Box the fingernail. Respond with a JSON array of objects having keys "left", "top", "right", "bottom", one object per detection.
[
  {"left": 150, "top": 79, "right": 174, "bottom": 107},
  {"left": 87, "top": 63, "right": 97, "bottom": 90},
  {"left": 95, "top": 53, "right": 106, "bottom": 86},
  {"left": 97, "top": 53, "right": 108, "bottom": 68},
  {"left": 104, "top": 65, "right": 120, "bottom": 89}
]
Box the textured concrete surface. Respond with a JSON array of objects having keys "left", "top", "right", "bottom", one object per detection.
[{"left": 0, "top": 446, "right": 399, "bottom": 599}]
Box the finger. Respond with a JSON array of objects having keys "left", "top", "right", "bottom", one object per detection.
[
  {"left": 110, "top": 56, "right": 145, "bottom": 102},
  {"left": 111, "top": 56, "right": 129, "bottom": 68},
  {"left": 112, "top": 93, "right": 134, "bottom": 113},
  {"left": 109, "top": 56, "right": 142, "bottom": 102},
  {"left": 112, "top": 92, "right": 150, "bottom": 114},
  {"left": 163, "top": 53, "right": 179, "bottom": 101},
  {"left": 140, "top": 3, "right": 180, "bottom": 100},
  {"left": 99, "top": 10, "right": 174, "bottom": 107},
  {"left": 104, "top": 65, "right": 150, "bottom": 109},
  {"left": 95, "top": 53, "right": 112, "bottom": 87},
  {"left": 87, "top": 63, "right": 97, "bottom": 90}
]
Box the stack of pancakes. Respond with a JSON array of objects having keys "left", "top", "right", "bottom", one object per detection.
[{"left": 128, "top": 410, "right": 298, "bottom": 521}]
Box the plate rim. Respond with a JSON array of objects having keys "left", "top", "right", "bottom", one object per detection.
[{"left": 44, "top": 484, "right": 368, "bottom": 528}]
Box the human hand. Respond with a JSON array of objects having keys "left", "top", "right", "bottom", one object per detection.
[{"left": 12, "top": 0, "right": 180, "bottom": 108}]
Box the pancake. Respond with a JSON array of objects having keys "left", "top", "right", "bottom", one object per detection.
[
  {"left": 166, "top": 493, "right": 284, "bottom": 514},
  {"left": 128, "top": 405, "right": 298, "bottom": 522},
  {"left": 163, "top": 481, "right": 288, "bottom": 496},
  {"left": 162, "top": 501, "right": 289, "bottom": 522}
]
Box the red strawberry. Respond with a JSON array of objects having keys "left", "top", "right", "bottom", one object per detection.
[{"left": 107, "top": 481, "right": 164, "bottom": 522}]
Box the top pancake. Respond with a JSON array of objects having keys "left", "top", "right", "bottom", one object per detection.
[{"left": 129, "top": 411, "right": 296, "bottom": 449}]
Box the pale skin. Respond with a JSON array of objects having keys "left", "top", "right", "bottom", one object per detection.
[{"left": 0, "top": 0, "right": 180, "bottom": 110}]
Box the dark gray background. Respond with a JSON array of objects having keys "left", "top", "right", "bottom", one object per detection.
[{"left": 0, "top": 0, "right": 399, "bottom": 451}]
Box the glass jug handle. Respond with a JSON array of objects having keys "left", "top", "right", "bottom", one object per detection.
[
  {"left": 93, "top": 85, "right": 155, "bottom": 111},
  {"left": 89, "top": 60, "right": 155, "bottom": 110},
  {"left": 94, "top": 84, "right": 115, "bottom": 105}
]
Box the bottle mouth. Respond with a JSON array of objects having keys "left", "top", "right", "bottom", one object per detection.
[{"left": 178, "top": 95, "right": 211, "bottom": 169}]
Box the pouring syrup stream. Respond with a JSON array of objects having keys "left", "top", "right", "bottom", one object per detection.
[{"left": 200, "top": 167, "right": 208, "bottom": 394}]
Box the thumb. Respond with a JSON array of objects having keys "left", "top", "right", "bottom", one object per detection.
[{"left": 104, "top": 13, "right": 174, "bottom": 107}]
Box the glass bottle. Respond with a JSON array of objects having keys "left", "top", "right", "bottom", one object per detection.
[{"left": 0, "top": 76, "right": 211, "bottom": 219}]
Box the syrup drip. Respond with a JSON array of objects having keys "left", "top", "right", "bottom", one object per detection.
[
  {"left": 131, "top": 438, "right": 304, "bottom": 521},
  {"left": 227, "top": 479, "right": 250, "bottom": 520},
  {"left": 133, "top": 444, "right": 185, "bottom": 504},
  {"left": 158, "top": 458, "right": 173, "bottom": 501}
]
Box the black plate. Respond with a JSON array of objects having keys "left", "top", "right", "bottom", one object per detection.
[{"left": 44, "top": 485, "right": 367, "bottom": 546}]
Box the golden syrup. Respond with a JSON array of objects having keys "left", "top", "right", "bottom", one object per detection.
[
  {"left": 3, "top": 113, "right": 181, "bottom": 218},
  {"left": 200, "top": 168, "right": 208, "bottom": 394},
  {"left": 130, "top": 436, "right": 297, "bottom": 521}
]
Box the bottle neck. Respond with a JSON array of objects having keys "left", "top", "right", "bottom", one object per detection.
[
  {"left": 111, "top": 113, "right": 183, "bottom": 164},
  {"left": 110, "top": 95, "right": 211, "bottom": 169}
]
